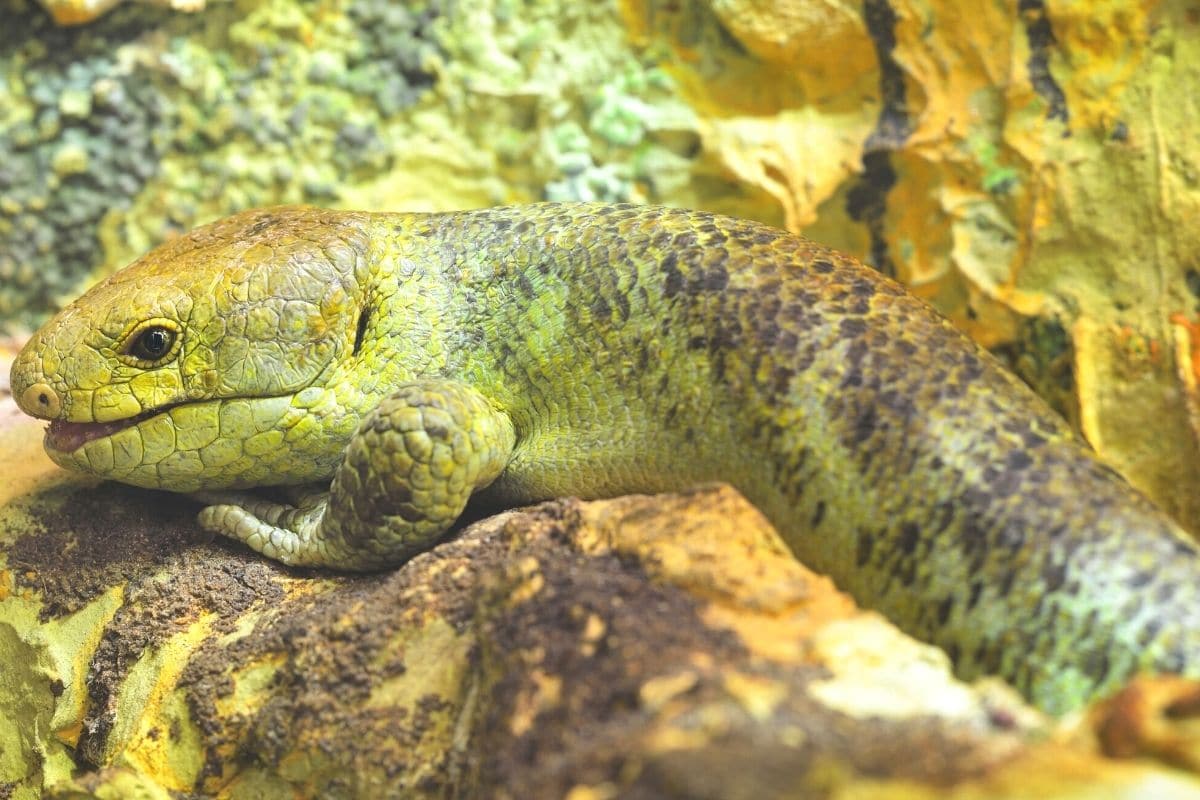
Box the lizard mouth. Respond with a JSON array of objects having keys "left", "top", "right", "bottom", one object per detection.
[{"left": 45, "top": 405, "right": 177, "bottom": 453}]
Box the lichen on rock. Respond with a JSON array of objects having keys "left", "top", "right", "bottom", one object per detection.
[{"left": 0, "top": 0, "right": 443, "bottom": 332}]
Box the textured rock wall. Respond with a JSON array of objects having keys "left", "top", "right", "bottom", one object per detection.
[{"left": 620, "top": 0, "right": 1200, "bottom": 528}]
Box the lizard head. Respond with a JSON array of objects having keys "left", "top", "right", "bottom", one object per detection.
[{"left": 11, "top": 206, "right": 374, "bottom": 491}]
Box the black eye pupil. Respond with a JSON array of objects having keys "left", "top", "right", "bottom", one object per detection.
[{"left": 135, "top": 327, "right": 174, "bottom": 359}]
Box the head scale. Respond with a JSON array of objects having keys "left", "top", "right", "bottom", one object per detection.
[{"left": 10, "top": 206, "right": 373, "bottom": 491}]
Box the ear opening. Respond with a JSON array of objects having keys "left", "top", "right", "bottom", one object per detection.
[{"left": 353, "top": 306, "right": 370, "bottom": 356}]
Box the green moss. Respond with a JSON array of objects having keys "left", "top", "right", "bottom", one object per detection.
[
  {"left": 0, "top": 0, "right": 442, "bottom": 332},
  {"left": 968, "top": 132, "right": 1020, "bottom": 195},
  {"left": 0, "top": 2, "right": 179, "bottom": 329},
  {"left": 992, "top": 315, "right": 1078, "bottom": 429},
  {"left": 50, "top": 143, "right": 89, "bottom": 177},
  {"left": 0, "top": 0, "right": 751, "bottom": 330},
  {"left": 540, "top": 60, "right": 699, "bottom": 203}
]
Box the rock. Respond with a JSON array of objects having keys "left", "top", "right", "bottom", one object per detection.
[{"left": 35, "top": 0, "right": 205, "bottom": 26}]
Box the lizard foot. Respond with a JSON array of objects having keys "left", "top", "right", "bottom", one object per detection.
[{"left": 193, "top": 379, "right": 516, "bottom": 570}]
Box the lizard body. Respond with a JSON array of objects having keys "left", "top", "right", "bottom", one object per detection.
[{"left": 11, "top": 203, "right": 1200, "bottom": 713}]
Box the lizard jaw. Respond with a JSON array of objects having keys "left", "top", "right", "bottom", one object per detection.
[{"left": 44, "top": 405, "right": 178, "bottom": 453}]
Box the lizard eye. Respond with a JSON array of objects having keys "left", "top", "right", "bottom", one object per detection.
[
  {"left": 120, "top": 320, "right": 181, "bottom": 365},
  {"left": 133, "top": 327, "right": 174, "bottom": 359}
]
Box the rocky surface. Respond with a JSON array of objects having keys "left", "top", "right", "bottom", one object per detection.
[{"left": 34, "top": 0, "right": 204, "bottom": 26}]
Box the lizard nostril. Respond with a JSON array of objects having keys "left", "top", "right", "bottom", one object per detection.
[{"left": 20, "top": 383, "right": 62, "bottom": 419}]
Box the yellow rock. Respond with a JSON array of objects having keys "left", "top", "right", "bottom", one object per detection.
[{"left": 35, "top": 0, "right": 205, "bottom": 26}]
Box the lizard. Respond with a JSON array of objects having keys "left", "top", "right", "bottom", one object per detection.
[{"left": 9, "top": 202, "right": 1200, "bottom": 714}]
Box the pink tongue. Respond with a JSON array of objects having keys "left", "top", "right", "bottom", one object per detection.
[{"left": 46, "top": 418, "right": 135, "bottom": 453}]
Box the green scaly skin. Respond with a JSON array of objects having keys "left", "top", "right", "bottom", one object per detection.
[{"left": 10, "top": 203, "right": 1200, "bottom": 713}]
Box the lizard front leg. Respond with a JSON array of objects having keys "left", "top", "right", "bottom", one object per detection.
[{"left": 195, "top": 380, "right": 516, "bottom": 569}]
